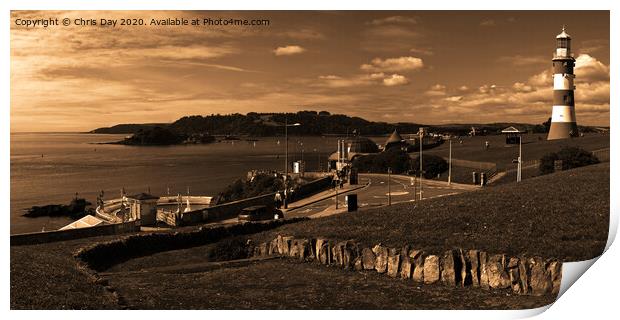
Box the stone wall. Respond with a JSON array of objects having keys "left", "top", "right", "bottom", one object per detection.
[
  {"left": 249, "top": 235, "right": 562, "bottom": 297},
  {"left": 10, "top": 220, "right": 141, "bottom": 246}
]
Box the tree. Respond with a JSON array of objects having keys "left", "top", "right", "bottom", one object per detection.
[
  {"left": 411, "top": 154, "right": 449, "bottom": 179},
  {"left": 351, "top": 148, "right": 411, "bottom": 174},
  {"left": 542, "top": 117, "right": 552, "bottom": 133}
]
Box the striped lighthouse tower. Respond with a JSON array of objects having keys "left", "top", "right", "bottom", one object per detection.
[{"left": 548, "top": 26, "right": 578, "bottom": 140}]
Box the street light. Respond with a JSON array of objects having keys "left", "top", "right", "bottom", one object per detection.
[
  {"left": 512, "top": 134, "right": 523, "bottom": 182},
  {"left": 517, "top": 134, "right": 522, "bottom": 182},
  {"left": 387, "top": 167, "right": 392, "bottom": 206},
  {"left": 418, "top": 127, "right": 424, "bottom": 201},
  {"left": 448, "top": 137, "right": 452, "bottom": 185},
  {"left": 283, "top": 117, "right": 301, "bottom": 209}
]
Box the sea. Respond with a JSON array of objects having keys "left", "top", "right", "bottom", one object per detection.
[{"left": 10, "top": 132, "right": 350, "bottom": 234}]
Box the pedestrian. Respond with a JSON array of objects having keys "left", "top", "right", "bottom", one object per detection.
[{"left": 274, "top": 192, "right": 282, "bottom": 209}]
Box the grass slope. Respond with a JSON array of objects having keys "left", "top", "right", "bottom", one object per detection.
[
  {"left": 105, "top": 259, "right": 553, "bottom": 309},
  {"left": 255, "top": 162, "right": 609, "bottom": 261}
]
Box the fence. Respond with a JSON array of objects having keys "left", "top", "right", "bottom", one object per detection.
[
  {"left": 447, "top": 158, "right": 497, "bottom": 171},
  {"left": 592, "top": 148, "right": 610, "bottom": 162},
  {"left": 157, "top": 209, "right": 179, "bottom": 226},
  {"left": 10, "top": 220, "right": 141, "bottom": 246}
]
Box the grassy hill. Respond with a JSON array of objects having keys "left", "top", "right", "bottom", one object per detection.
[
  {"left": 89, "top": 123, "right": 169, "bottom": 134},
  {"left": 255, "top": 162, "right": 609, "bottom": 261}
]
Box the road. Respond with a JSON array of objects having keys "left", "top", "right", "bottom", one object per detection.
[{"left": 286, "top": 173, "right": 477, "bottom": 219}]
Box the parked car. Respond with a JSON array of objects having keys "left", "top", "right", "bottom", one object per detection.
[{"left": 238, "top": 205, "right": 284, "bottom": 222}]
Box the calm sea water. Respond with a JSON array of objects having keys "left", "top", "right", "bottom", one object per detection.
[{"left": 10, "top": 133, "right": 347, "bottom": 234}]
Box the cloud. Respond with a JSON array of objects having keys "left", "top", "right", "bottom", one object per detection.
[
  {"left": 278, "top": 29, "right": 325, "bottom": 40},
  {"left": 425, "top": 84, "right": 447, "bottom": 96},
  {"left": 368, "top": 16, "right": 417, "bottom": 25},
  {"left": 445, "top": 96, "right": 463, "bottom": 102},
  {"left": 497, "top": 55, "right": 547, "bottom": 67},
  {"left": 578, "top": 39, "right": 609, "bottom": 55},
  {"left": 480, "top": 19, "right": 496, "bottom": 27},
  {"left": 360, "top": 56, "right": 424, "bottom": 72},
  {"left": 382, "top": 74, "right": 409, "bottom": 86},
  {"left": 318, "top": 75, "right": 342, "bottom": 80},
  {"left": 360, "top": 25, "right": 421, "bottom": 52},
  {"left": 410, "top": 47, "right": 434, "bottom": 56},
  {"left": 575, "top": 81, "right": 610, "bottom": 105},
  {"left": 512, "top": 82, "right": 534, "bottom": 93},
  {"left": 575, "top": 54, "right": 610, "bottom": 82},
  {"left": 273, "top": 45, "right": 306, "bottom": 56},
  {"left": 527, "top": 70, "right": 552, "bottom": 87},
  {"left": 477, "top": 84, "right": 498, "bottom": 94},
  {"left": 316, "top": 74, "right": 373, "bottom": 88},
  {"left": 427, "top": 54, "right": 609, "bottom": 125},
  {"left": 316, "top": 72, "right": 408, "bottom": 88}
]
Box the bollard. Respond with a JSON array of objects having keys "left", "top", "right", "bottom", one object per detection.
[
  {"left": 472, "top": 171, "right": 480, "bottom": 185},
  {"left": 346, "top": 194, "right": 358, "bottom": 212}
]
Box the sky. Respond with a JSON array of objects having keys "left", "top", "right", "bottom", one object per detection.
[{"left": 10, "top": 10, "right": 610, "bottom": 132}]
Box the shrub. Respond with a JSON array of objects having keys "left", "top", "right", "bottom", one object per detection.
[
  {"left": 539, "top": 152, "right": 558, "bottom": 175},
  {"left": 215, "top": 174, "right": 284, "bottom": 204},
  {"left": 539, "top": 146, "right": 599, "bottom": 175},
  {"left": 411, "top": 154, "right": 449, "bottom": 179}
]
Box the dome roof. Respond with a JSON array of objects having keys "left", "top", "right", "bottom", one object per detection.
[
  {"left": 556, "top": 26, "right": 571, "bottom": 39},
  {"left": 385, "top": 130, "right": 404, "bottom": 146}
]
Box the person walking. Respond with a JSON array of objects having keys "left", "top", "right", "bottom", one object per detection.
[{"left": 274, "top": 192, "right": 282, "bottom": 209}]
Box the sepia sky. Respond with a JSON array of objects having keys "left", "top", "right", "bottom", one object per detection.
[{"left": 10, "top": 10, "right": 610, "bottom": 132}]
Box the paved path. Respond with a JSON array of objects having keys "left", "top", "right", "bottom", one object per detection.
[{"left": 286, "top": 173, "right": 478, "bottom": 219}]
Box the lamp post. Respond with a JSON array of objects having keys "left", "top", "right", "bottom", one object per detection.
[
  {"left": 448, "top": 137, "right": 452, "bottom": 185},
  {"left": 283, "top": 117, "right": 301, "bottom": 209},
  {"left": 300, "top": 141, "right": 304, "bottom": 176},
  {"left": 517, "top": 134, "right": 522, "bottom": 182},
  {"left": 418, "top": 127, "right": 424, "bottom": 201},
  {"left": 314, "top": 148, "right": 320, "bottom": 172}
]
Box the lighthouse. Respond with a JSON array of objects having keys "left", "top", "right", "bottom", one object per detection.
[{"left": 548, "top": 26, "right": 578, "bottom": 140}]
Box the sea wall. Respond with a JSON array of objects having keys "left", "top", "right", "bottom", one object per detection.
[
  {"left": 248, "top": 235, "right": 562, "bottom": 297},
  {"left": 10, "top": 220, "right": 141, "bottom": 246},
  {"left": 179, "top": 176, "right": 333, "bottom": 226},
  {"left": 180, "top": 193, "right": 276, "bottom": 225}
]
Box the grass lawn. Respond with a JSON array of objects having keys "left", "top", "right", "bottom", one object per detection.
[
  {"left": 104, "top": 258, "right": 554, "bottom": 309},
  {"left": 423, "top": 133, "right": 609, "bottom": 170}
]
